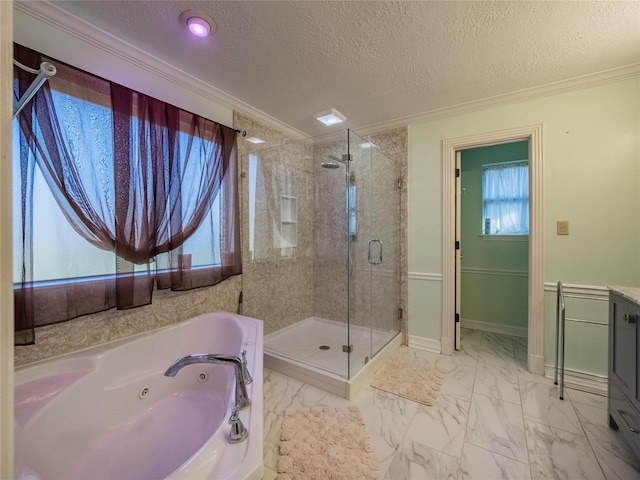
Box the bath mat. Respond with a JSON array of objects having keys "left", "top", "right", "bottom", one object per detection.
[
  {"left": 277, "top": 406, "right": 378, "bottom": 480},
  {"left": 370, "top": 352, "right": 445, "bottom": 406}
]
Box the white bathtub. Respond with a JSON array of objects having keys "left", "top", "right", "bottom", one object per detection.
[{"left": 14, "top": 311, "right": 264, "bottom": 480}]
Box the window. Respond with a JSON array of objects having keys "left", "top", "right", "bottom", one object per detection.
[
  {"left": 482, "top": 161, "right": 529, "bottom": 235},
  {"left": 12, "top": 89, "right": 116, "bottom": 283},
  {"left": 13, "top": 44, "right": 240, "bottom": 344}
]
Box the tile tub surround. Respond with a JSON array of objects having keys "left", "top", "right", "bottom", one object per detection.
[
  {"left": 15, "top": 275, "right": 242, "bottom": 367},
  {"left": 262, "top": 330, "right": 640, "bottom": 480}
]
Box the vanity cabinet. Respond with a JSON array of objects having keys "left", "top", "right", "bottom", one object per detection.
[{"left": 608, "top": 287, "right": 640, "bottom": 459}]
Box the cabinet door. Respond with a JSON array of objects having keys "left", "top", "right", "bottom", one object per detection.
[
  {"left": 634, "top": 301, "right": 640, "bottom": 412},
  {"left": 612, "top": 295, "right": 637, "bottom": 402}
]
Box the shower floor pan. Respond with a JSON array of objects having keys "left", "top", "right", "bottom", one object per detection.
[{"left": 264, "top": 317, "right": 401, "bottom": 399}]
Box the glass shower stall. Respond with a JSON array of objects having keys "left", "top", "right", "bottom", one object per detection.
[{"left": 241, "top": 130, "right": 401, "bottom": 380}]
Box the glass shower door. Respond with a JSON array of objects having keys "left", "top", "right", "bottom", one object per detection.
[
  {"left": 347, "top": 130, "right": 401, "bottom": 379},
  {"left": 369, "top": 143, "right": 401, "bottom": 354}
]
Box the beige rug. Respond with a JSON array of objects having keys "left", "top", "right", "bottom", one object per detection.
[
  {"left": 277, "top": 406, "right": 379, "bottom": 480},
  {"left": 370, "top": 352, "right": 446, "bottom": 405}
]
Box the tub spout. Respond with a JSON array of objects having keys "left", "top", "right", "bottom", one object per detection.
[{"left": 164, "top": 354, "right": 251, "bottom": 410}]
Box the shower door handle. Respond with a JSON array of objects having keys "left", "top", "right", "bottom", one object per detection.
[{"left": 368, "top": 239, "right": 382, "bottom": 265}]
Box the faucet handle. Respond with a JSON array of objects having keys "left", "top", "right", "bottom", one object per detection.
[
  {"left": 240, "top": 349, "right": 253, "bottom": 385},
  {"left": 228, "top": 408, "right": 248, "bottom": 443}
]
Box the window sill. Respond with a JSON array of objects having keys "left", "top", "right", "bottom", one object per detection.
[
  {"left": 13, "top": 263, "right": 224, "bottom": 288},
  {"left": 478, "top": 235, "right": 529, "bottom": 242}
]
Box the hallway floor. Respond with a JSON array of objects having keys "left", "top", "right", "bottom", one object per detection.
[{"left": 262, "top": 328, "right": 640, "bottom": 479}]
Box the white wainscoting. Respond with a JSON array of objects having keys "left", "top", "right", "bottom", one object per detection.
[
  {"left": 408, "top": 335, "right": 442, "bottom": 354},
  {"left": 543, "top": 282, "right": 609, "bottom": 301},
  {"left": 408, "top": 272, "right": 443, "bottom": 282},
  {"left": 461, "top": 267, "right": 527, "bottom": 278}
]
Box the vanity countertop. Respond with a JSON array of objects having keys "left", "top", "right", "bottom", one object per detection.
[{"left": 609, "top": 286, "right": 640, "bottom": 305}]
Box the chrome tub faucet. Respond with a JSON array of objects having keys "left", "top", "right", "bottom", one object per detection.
[
  {"left": 164, "top": 353, "right": 251, "bottom": 410},
  {"left": 240, "top": 349, "right": 253, "bottom": 385},
  {"left": 228, "top": 407, "right": 248, "bottom": 443}
]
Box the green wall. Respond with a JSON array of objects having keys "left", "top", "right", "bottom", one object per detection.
[
  {"left": 460, "top": 142, "right": 528, "bottom": 332},
  {"left": 408, "top": 77, "right": 640, "bottom": 377}
]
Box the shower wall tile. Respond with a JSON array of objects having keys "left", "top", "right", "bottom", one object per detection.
[
  {"left": 15, "top": 275, "right": 242, "bottom": 367},
  {"left": 243, "top": 257, "right": 315, "bottom": 335},
  {"left": 235, "top": 112, "right": 295, "bottom": 157},
  {"left": 312, "top": 140, "right": 350, "bottom": 324},
  {"left": 235, "top": 112, "right": 315, "bottom": 335}
]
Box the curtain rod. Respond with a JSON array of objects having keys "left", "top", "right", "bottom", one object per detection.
[
  {"left": 13, "top": 59, "right": 57, "bottom": 119},
  {"left": 14, "top": 58, "right": 248, "bottom": 138},
  {"left": 482, "top": 159, "right": 528, "bottom": 168}
]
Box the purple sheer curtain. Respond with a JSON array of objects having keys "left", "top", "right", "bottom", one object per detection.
[{"left": 13, "top": 44, "right": 241, "bottom": 345}]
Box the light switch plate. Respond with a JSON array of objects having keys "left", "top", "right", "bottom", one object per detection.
[{"left": 557, "top": 220, "right": 569, "bottom": 235}]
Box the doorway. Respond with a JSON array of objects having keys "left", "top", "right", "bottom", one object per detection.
[
  {"left": 442, "top": 124, "right": 544, "bottom": 375},
  {"left": 455, "top": 142, "right": 530, "bottom": 352}
]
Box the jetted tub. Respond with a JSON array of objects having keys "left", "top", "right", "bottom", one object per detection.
[{"left": 14, "top": 311, "right": 263, "bottom": 480}]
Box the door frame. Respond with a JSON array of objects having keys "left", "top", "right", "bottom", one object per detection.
[
  {"left": 442, "top": 124, "right": 544, "bottom": 375},
  {"left": 454, "top": 151, "right": 461, "bottom": 350},
  {"left": 1, "top": 0, "right": 15, "bottom": 476}
]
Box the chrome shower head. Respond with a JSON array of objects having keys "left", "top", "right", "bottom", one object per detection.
[
  {"left": 321, "top": 161, "right": 341, "bottom": 169},
  {"left": 321, "top": 154, "right": 346, "bottom": 169}
]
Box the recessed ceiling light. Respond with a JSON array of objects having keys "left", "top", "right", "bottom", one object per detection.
[
  {"left": 314, "top": 108, "right": 346, "bottom": 126},
  {"left": 180, "top": 10, "right": 217, "bottom": 38},
  {"left": 359, "top": 142, "right": 376, "bottom": 149},
  {"left": 245, "top": 137, "right": 266, "bottom": 144}
]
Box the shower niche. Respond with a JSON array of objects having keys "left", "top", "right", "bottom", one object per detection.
[
  {"left": 241, "top": 130, "right": 402, "bottom": 398},
  {"left": 278, "top": 195, "right": 297, "bottom": 255}
]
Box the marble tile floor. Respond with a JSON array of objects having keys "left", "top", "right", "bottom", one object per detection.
[{"left": 262, "top": 328, "right": 640, "bottom": 479}]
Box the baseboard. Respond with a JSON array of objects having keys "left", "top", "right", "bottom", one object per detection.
[
  {"left": 408, "top": 335, "right": 441, "bottom": 354},
  {"left": 544, "top": 364, "right": 608, "bottom": 396},
  {"left": 461, "top": 318, "right": 527, "bottom": 338}
]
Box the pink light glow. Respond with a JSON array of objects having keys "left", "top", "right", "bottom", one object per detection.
[{"left": 187, "top": 17, "right": 210, "bottom": 37}]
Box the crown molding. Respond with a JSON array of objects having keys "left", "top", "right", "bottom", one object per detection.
[
  {"left": 13, "top": 1, "right": 309, "bottom": 141},
  {"left": 353, "top": 63, "right": 640, "bottom": 136}
]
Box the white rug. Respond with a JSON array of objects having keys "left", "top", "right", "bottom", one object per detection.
[
  {"left": 371, "top": 352, "right": 445, "bottom": 406},
  {"left": 277, "top": 406, "right": 379, "bottom": 480}
]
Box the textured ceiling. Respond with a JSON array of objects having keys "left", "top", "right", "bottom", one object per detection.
[{"left": 49, "top": 1, "right": 640, "bottom": 137}]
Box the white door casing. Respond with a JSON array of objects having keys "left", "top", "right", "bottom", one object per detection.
[
  {"left": 455, "top": 151, "right": 461, "bottom": 351},
  {"left": 442, "top": 124, "right": 544, "bottom": 375}
]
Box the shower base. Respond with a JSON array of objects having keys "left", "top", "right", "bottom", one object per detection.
[{"left": 264, "top": 317, "right": 401, "bottom": 399}]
